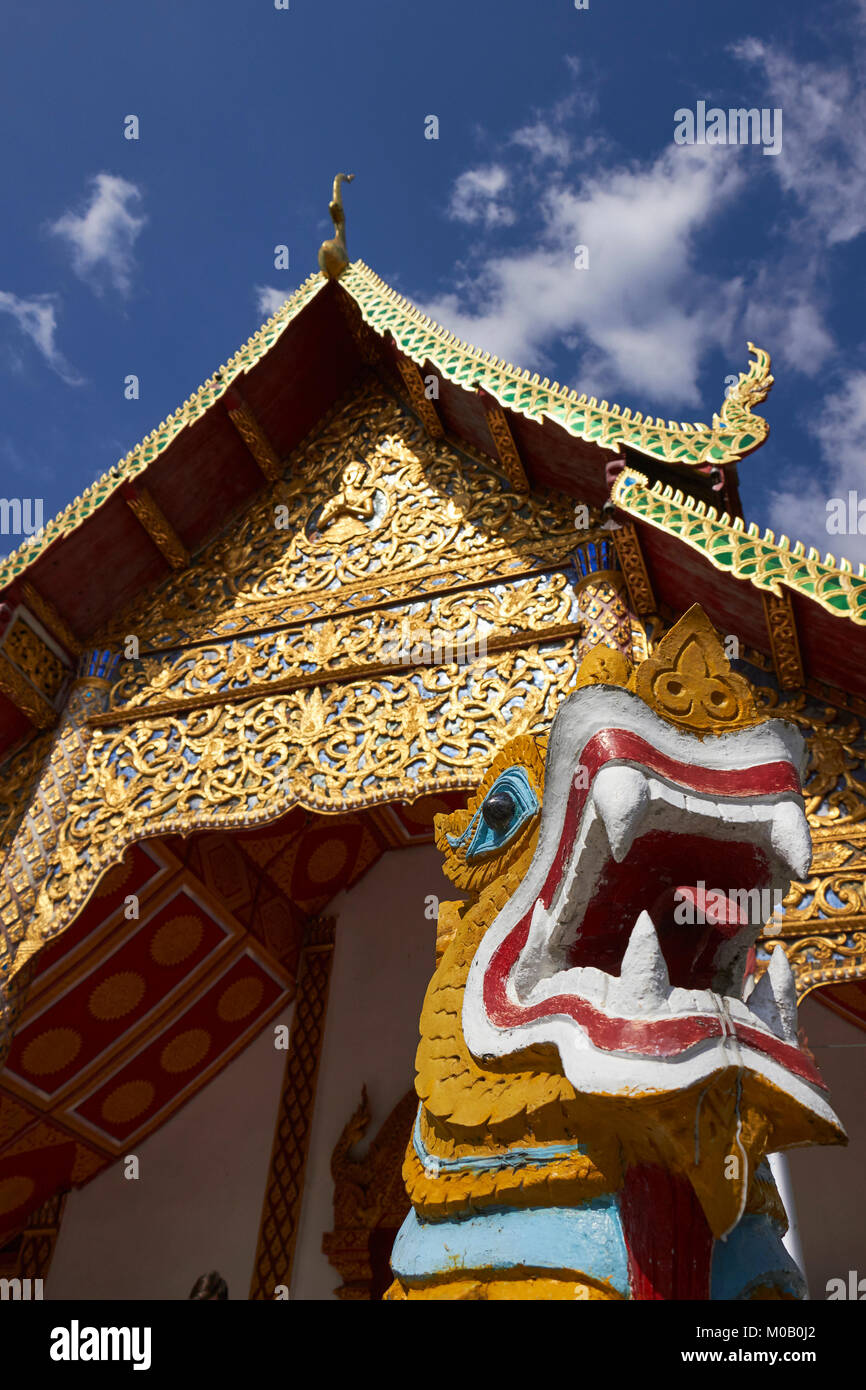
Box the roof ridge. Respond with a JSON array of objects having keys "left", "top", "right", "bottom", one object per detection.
[
  {"left": 343, "top": 262, "right": 772, "bottom": 468},
  {"left": 0, "top": 270, "right": 326, "bottom": 591},
  {"left": 612, "top": 467, "right": 866, "bottom": 624}
]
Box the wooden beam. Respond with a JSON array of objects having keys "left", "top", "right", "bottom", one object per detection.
[
  {"left": 122, "top": 483, "right": 189, "bottom": 571},
  {"left": 476, "top": 388, "right": 530, "bottom": 494},
  {"left": 393, "top": 357, "right": 444, "bottom": 440},
  {"left": 19, "top": 582, "right": 81, "bottom": 656},
  {"left": 612, "top": 520, "right": 656, "bottom": 615},
  {"left": 223, "top": 386, "right": 282, "bottom": 483},
  {"left": 763, "top": 590, "right": 804, "bottom": 689}
]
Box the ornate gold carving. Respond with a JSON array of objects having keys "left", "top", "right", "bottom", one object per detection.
[
  {"left": 318, "top": 172, "right": 354, "bottom": 281},
  {"left": 481, "top": 399, "right": 530, "bottom": 495},
  {"left": 249, "top": 918, "right": 335, "bottom": 1300},
  {"left": 95, "top": 577, "right": 582, "bottom": 725},
  {"left": 611, "top": 520, "right": 656, "bottom": 616},
  {"left": 226, "top": 397, "right": 282, "bottom": 483},
  {"left": 0, "top": 382, "right": 601, "bottom": 996},
  {"left": 0, "top": 677, "right": 111, "bottom": 1016},
  {"left": 315, "top": 459, "right": 378, "bottom": 536},
  {"left": 755, "top": 691, "right": 866, "bottom": 834},
  {"left": 0, "top": 650, "right": 56, "bottom": 728},
  {"left": 124, "top": 486, "right": 189, "bottom": 571},
  {"left": 753, "top": 689, "right": 866, "bottom": 996},
  {"left": 0, "top": 956, "right": 35, "bottom": 1070},
  {"left": 576, "top": 572, "right": 631, "bottom": 659},
  {"left": 0, "top": 730, "right": 53, "bottom": 849},
  {"left": 631, "top": 604, "right": 761, "bottom": 736},
  {"left": 394, "top": 356, "right": 444, "bottom": 439},
  {"left": 574, "top": 645, "right": 632, "bottom": 690},
  {"left": 100, "top": 385, "right": 581, "bottom": 652},
  {"left": 2, "top": 618, "right": 68, "bottom": 702},
  {"left": 322, "top": 1086, "right": 415, "bottom": 1300},
  {"left": 19, "top": 584, "right": 80, "bottom": 656},
  {"left": 762, "top": 591, "right": 804, "bottom": 690}
]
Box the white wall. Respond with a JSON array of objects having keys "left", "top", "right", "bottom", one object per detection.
[
  {"left": 291, "top": 843, "right": 451, "bottom": 1300},
  {"left": 786, "top": 994, "right": 866, "bottom": 1299},
  {"left": 47, "top": 1003, "right": 292, "bottom": 1301}
]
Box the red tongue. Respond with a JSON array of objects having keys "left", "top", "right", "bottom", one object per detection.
[{"left": 672, "top": 885, "right": 748, "bottom": 939}]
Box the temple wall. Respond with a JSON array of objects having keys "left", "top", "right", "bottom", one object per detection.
[
  {"left": 787, "top": 995, "right": 866, "bottom": 1298},
  {"left": 46, "top": 1001, "right": 293, "bottom": 1300},
  {"left": 39, "top": 863, "right": 865, "bottom": 1302},
  {"left": 291, "top": 843, "right": 451, "bottom": 1300}
]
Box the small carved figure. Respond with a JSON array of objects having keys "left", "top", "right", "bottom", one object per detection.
[{"left": 318, "top": 173, "right": 355, "bottom": 280}]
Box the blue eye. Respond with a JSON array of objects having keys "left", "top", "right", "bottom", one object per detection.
[{"left": 447, "top": 767, "right": 539, "bottom": 861}]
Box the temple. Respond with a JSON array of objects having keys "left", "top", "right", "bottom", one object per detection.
[{"left": 0, "top": 178, "right": 863, "bottom": 1300}]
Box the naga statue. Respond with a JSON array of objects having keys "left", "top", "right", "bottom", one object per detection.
[
  {"left": 386, "top": 606, "right": 845, "bottom": 1300},
  {"left": 318, "top": 172, "right": 355, "bottom": 280}
]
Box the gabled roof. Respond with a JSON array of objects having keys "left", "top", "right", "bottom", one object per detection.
[
  {"left": 0, "top": 255, "right": 860, "bottom": 762},
  {"left": 0, "top": 262, "right": 773, "bottom": 595}
]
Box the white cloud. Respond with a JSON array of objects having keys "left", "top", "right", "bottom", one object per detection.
[
  {"left": 49, "top": 174, "right": 145, "bottom": 295},
  {"left": 734, "top": 36, "right": 866, "bottom": 246},
  {"left": 0, "top": 291, "right": 83, "bottom": 385},
  {"left": 768, "top": 370, "right": 866, "bottom": 566},
  {"left": 745, "top": 262, "right": 835, "bottom": 376},
  {"left": 448, "top": 166, "right": 516, "bottom": 229},
  {"left": 423, "top": 145, "right": 745, "bottom": 405},
  {"left": 512, "top": 122, "right": 571, "bottom": 165},
  {"left": 254, "top": 285, "right": 287, "bottom": 318}
]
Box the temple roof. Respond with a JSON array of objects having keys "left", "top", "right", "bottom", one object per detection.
[
  {"left": 0, "top": 256, "right": 864, "bottom": 763},
  {"left": 0, "top": 261, "right": 771, "bottom": 596}
]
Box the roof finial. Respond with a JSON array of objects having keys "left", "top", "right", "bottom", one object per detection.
[{"left": 318, "top": 173, "right": 355, "bottom": 281}]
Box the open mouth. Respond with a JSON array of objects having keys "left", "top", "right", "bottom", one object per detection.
[{"left": 464, "top": 685, "right": 834, "bottom": 1108}]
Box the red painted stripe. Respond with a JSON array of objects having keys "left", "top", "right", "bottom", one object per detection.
[
  {"left": 480, "top": 729, "right": 825, "bottom": 1088},
  {"left": 621, "top": 1165, "right": 713, "bottom": 1300}
]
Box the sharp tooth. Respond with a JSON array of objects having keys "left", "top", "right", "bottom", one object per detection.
[
  {"left": 591, "top": 765, "right": 649, "bottom": 863},
  {"left": 767, "top": 944, "right": 799, "bottom": 1041},
  {"left": 770, "top": 800, "right": 812, "bottom": 882},
  {"left": 616, "top": 911, "right": 670, "bottom": 1013},
  {"left": 748, "top": 947, "right": 798, "bottom": 1043},
  {"left": 514, "top": 900, "right": 556, "bottom": 994}
]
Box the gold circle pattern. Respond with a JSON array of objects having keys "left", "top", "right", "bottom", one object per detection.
[
  {"left": 150, "top": 913, "right": 204, "bottom": 967},
  {"left": 21, "top": 1027, "right": 82, "bottom": 1076},
  {"left": 217, "top": 977, "right": 264, "bottom": 1023},
  {"left": 101, "top": 1080, "right": 155, "bottom": 1125},
  {"left": 88, "top": 971, "right": 146, "bottom": 1022},
  {"left": 160, "top": 1028, "right": 211, "bottom": 1075}
]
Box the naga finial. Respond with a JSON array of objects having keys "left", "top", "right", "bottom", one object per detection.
[{"left": 318, "top": 172, "right": 355, "bottom": 281}]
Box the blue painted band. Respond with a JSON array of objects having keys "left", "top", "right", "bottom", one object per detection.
[
  {"left": 390, "top": 1199, "right": 630, "bottom": 1295},
  {"left": 711, "top": 1214, "right": 807, "bottom": 1300},
  {"left": 412, "top": 1108, "right": 587, "bottom": 1177}
]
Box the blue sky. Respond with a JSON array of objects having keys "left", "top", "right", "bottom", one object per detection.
[{"left": 2, "top": 0, "right": 866, "bottom": 566}]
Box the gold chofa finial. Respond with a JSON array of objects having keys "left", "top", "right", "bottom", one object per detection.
[{"left": 318, "top": 173, "right": 355, "bottom": 280}]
